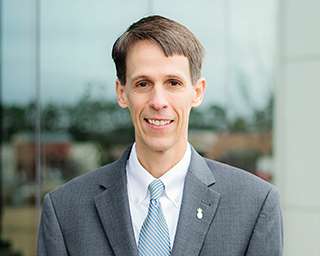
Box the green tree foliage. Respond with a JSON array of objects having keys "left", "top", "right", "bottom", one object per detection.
[
  {"left": 229, "top": 117, "right": 248, "bottom": 132},
  {"left": 2, "top": 103, "right": 35, "bottom": 141},
  {"left": 64, "top": 87, "right": 134, "bottom": 147},
  {"left": 2, "top": 91, "right": 273, "bottom": 143},
  {"left": 253, "top": 95, "right": 273, "bottom": 132},
  {"left": 2, "top": 89, "right": 134, "bottom": 148}
]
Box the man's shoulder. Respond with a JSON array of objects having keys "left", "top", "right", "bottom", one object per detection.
[
  {"left": 203, "top": 157, "right": 276, "bottom": 194},
  {"left": 49, "top": 158, "right": 120, "bottom": 201},
  {"left": 48, "top": 163, "right": 112, "bottom": 199},
  {"left": 48, "top": 145, "right": 132, "bottom": 199}
]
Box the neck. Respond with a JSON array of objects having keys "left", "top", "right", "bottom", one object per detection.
[{"left": 135, "top": 142, "right": 188, "bottom": 178}]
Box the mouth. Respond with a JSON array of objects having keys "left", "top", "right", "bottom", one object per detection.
[{"left": 145, "top": 118, "right": 173, "bottom": 126}]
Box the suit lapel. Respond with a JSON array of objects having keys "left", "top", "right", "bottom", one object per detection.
[
  {"left": 93, "top": 145, "right": 220, "bottom": 256},
  {"left": 172, "top": 147, "right": 221, "bottom": 256},
  {"left": 94, "top": 146, "right": 139, "bottom": 256}
]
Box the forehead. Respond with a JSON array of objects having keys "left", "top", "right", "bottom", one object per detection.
[{"left": 125, "top": 40, "right": 191, "bottom": 82}]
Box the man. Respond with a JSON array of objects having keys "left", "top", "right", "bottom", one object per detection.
[{"left": 37, "top": 15, "right": 283, "bottom": 255}]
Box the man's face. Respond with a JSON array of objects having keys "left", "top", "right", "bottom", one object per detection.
[{"left": 116, "top": 40, "right": 206, "bottom": 155}]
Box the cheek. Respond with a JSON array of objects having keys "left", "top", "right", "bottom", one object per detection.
[
  {"left": 175, "top": 101, "right": 192, "bottom": 120},
  {"left": 127, "top": 98, "right": 143, "bottom": 119}
]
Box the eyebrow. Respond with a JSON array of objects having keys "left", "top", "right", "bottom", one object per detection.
[
  {"left": 130, "top": 75, "right": 150, "bottom": 84},
  {"left": 130, "top": 74, "right": 187, "bottom": 84},
  {"left": 164, "top": 74, "right": 187, "bottom": 82}
]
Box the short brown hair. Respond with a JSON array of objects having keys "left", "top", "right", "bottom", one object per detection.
[{"left": 112, "top": 15, "right": 205, "bottom": 85}]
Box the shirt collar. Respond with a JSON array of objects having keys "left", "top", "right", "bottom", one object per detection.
[{"left": 126, "top": 143, "right": 191, "bottom": 208}]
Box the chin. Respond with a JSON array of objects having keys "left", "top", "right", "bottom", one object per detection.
[
  {"left": 143, "top": 137, "right": 184, "bottom": 154},
  {"left": 138, "top": 136, "right": 168, "bottom": 151},
  {"left": 147, "top": 142, "right": 172, "bottom": 153}
]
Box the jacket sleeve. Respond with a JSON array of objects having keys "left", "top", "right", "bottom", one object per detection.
[
  {"left": 246, "top": 186, "right": 284, "bottom": 256},
  {"left": 37, "top": 193, "right": 69, "bottom": 256}
]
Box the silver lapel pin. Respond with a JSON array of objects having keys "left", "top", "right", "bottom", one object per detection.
[{"left": 197, "top": 208, "right": 203, "bottom": 219}]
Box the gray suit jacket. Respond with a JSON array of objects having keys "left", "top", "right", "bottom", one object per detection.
[{"left": 37, "top": 145, "right": 283, "bottom": 255}]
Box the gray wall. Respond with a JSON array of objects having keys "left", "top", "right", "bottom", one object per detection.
[{"left": 275, "top": 0, "right": 320, "bottom": 255}]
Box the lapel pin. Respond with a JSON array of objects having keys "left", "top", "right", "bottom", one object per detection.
[{"left": 197, "top": 208, "right": 203, "bottom": 219}]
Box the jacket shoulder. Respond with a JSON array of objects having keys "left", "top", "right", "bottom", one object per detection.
[
  {"left": 204, "top": 157, "right": 276, "bottom": 195},
  {"left": 48, "top": 164, "right": 110, "bottom": 201},
  {"left": 48, "top": 145, "right": 132, "bottom": 199}
]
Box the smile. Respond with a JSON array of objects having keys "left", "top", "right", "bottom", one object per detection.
[{"left": 146, "top": 119, "right": 173, "bottom": 126}]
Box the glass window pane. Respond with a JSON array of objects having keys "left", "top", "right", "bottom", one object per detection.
[{"left": 1, "top": 1, "right": 277, "bottom": 255}]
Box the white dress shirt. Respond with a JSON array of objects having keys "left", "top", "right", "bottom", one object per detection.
[{"left": 126, "top": 143, "right": 191, "bottom": 247}]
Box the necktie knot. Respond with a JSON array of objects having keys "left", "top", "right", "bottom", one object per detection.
[{"left": 149, "top": 179, "right": 164, "bottom": 200}]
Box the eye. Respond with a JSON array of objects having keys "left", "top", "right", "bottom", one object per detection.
[
  {"left": 137, "top": 82, "right": 148, "bottom": 87},
  {"left": 169, "top": 81, "right": 180, "bottom": 86}
]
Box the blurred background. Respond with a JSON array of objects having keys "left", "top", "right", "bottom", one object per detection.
[{"left": 1, "top": 0, "right": 319, "bottom": 255}]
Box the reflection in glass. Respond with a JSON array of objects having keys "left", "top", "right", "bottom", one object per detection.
[{"left": 1, "top": 1, "right": 277, "bottom": 255}]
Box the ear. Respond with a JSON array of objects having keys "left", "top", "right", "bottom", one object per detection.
[
  {"left": 116, "top": 79, "right": 129, "bottom": 109},
  {"left": 191, "top": 77, "right": 206, "bottom": 108}
]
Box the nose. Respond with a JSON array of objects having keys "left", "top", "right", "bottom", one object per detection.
[{"left": 149, "top": 85, "right": 169, "bottom": 110}]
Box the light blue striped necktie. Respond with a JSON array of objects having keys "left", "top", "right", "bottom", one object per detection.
[{"left": 138, "top": 179, "right": 171, "bottom": 256}]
